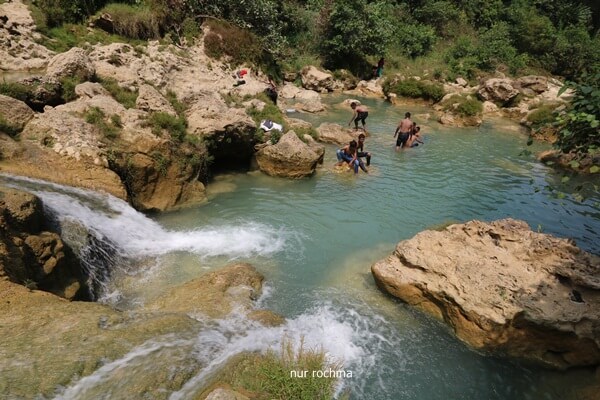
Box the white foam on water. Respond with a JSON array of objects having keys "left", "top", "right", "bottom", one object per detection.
[
  {"left": 0, "top": 174, "right": 290, "bottom": 260},
  {"left": 53, "top": 337, "right": 194, "bottom": 400},
  {"left": 170, "top": 302, "right": 396, "bottom": 400}
]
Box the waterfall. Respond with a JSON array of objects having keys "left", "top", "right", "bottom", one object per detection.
[{"left": 0, "top": 174, "right": 288, "bottom": 299}]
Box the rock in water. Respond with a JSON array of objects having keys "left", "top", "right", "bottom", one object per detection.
[
  {"left": 371, "top": 218, "right": 600, "bottom": 369},
  {"left": 255, "top": 131, "right": 323, "bottom": 178}
]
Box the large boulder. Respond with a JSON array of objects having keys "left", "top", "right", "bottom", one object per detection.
[
  {"left": 477, "top": 78, "right": 519, "bottom": 104},
  {"left": 301, "top": 65, "right": 334, "bottom": 92},
  {"left": 0, "top": 0, "right": 55, "bottom": 70},
  {"left": 146, "top": 263, "right": 263, "bottom": 317},
  {"left": 0, "top": 186, "right": 89, "bottom": 300},
  {"left": 316, "top": 123, "right": 361, "bottom": 145},
  {"left": 293, "top": 88, "right": 325, "bottom": 113},
  {"left": 46, "top": 47, "right": 95, "bottom": 81},
  {"left": 135, "top": 84, "right": 177, "bottom": 115},
  {"left": 516, "top": 75, "right": 549, "bottom": 94},
  {"left": 0, "top": 94, "right": 34, "bottom": 133},
  {"left": 371, "top": 218, "right": 600, "bottom": 369},
  {"left": 255, "top": 131, "right": 322, "bottom": 178}
]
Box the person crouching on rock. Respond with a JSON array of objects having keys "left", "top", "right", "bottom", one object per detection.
[
  {"left": 336, "top": 140, "right": 368, "bottom": 174},
  {"left": 348, "top": 102, "right": 368, "bottom": 131}
]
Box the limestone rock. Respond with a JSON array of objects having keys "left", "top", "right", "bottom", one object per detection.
[
  {"left": 280, "top": 83, "right": 302, "bottom": 99},
  {"left": 0, "top": 278, "right": 199, "bottom": 399},
  {"left": 0, "top": 94, "right": 34, "bottom": 132},
  {"left": 146, "top": 263, "right": 264, "bottom": 318},
  {"left": 517, "top": 75, "right": 549, "bottom": 94},
  {"left": 74, "top": 82, "right": 110, "bottom": 99},
  {"left": 135, "top": 84, "right": 176, "bottom": 115},
  {"left": 477, "top": 78, "right": 519, "bottom": 104},
  {"left": 255, "top": 131, "right": 322, "bottom": 178},
  {"left": 456, "top": 77, "right": 468, "bottom": 87},
  {"left": 46, "top": 47, "right": 95, "bottom": 81},
  {"left": 437, "top": 111, "right": 482, "bottom": 127},
  {"left": 301, "top": 65, "right": 334, "bottom": 92},
  {"left": 205, "top": 388, "right": 250, "bottom": 400},
  {"left": 482, "top": 101, "right": 499, "bottom": 114},
  {"left": 354, "top": 79, "right": 384, "bottom": 97},
  {"left": 316, "top": 123, "right": 360, "bottom": 145},
  {"left": 0, "top": 0, "right": 55, "bottom": 70},
  {"left": 293, "top": 88, "right": 325, "bottom": 113},
  {"left": 0, "top": 186, "right": 88, "bottom": 299},
  {"left": 372, "top": 218, "right": 600, "bottom": 369}
]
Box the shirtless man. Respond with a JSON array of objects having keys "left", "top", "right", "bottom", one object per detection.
[
  {"left": 393, "top": 112, "right": 413, "bottom": 151},
  {"left": 348, "top": 102, "right": 369, "bottom": 131},
  {"left": 357, "top": 133, "right": 371, "bottom": 167}
]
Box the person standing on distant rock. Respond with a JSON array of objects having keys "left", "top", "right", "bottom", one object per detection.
[
  {"left": 394, "top": 112, "right": 413, "bottom": 151},
  {"left": 263, "top": 75, "right": 278, "bottom": 104},
  {"left": 357, "top": 133, "right": 372, "bottom": 168},
  {"left": 348, "top": 102, "right": 368, "bottom": 132},
  {"left": 376, "top": 57, "right": 384, "bottom": 78}
]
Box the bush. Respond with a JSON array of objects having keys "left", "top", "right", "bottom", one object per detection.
[
  {"left": 395, "top": 24, "right": 437, "bottom": 58},
  {"left": 203, "top": 20, "right": 264, "bottom": 67},
  {"left": 0, "top": 82, "right": 31, "bottom": 102},
  {"left": 554, "top": 72, "right": 600, "bottom": 155},
  {"left": 414, "top": 1, "right": 460, "bottom": 37},
  {"left": 442, "top": 95, "right": 483, "bottom": 116},
  {"left": 320, "top": 0, "right": 396, "bottom": 68},
  {"left": 222, "top": 339, "right": 340, "bottom": 400},
  {"left": 96, "top": 3, "right": 162, "bottom": 40},
  {"left": 0, "top": 115, "right": 21, "bottom": 136},
  {"left": 147, "top": 112, "right": 187, "bottom": 142},
  {"left": 527, "top": 105, "right": 556, "bottom": 126},
  {"left": 383, "top": 78, "right": 445, "bottom": 102},
  {"left": 32, "top": 0, "right": 110, "bottom": 27},
  {"left": 60, "top": 76, "right": 82, "bottom": 102},
  {"left": 84, "top": 106, "right": 120, "bottom": 139},
  {"left": 96, "top": 77, "right": 138, "bottom": 109}
]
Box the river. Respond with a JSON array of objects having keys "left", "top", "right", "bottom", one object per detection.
[{"left": 2, "top": 94, "right": 599, "bottom": 399}]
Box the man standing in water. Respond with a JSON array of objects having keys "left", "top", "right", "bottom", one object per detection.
[
  {"left": 348, "top": 102, "right": 369, "bottom": 132},
  {"left": 357, "top": 133, "right": 372, "bottom": 167},
  {"left": 393, "top": 112, "right": 413, "bottom": 150}
]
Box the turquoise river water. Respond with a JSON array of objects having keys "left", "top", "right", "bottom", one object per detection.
[{"left": 3, "top": 95, "right": 599, "bottom": 399}]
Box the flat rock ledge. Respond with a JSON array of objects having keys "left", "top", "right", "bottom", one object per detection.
[{"left": 371, "top": 218, "right": 600, "bottom": 369}]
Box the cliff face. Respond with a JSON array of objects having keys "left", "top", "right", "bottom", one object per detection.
[
  {"left": 0, "top": 186, "right": 89, "bottom": 299},
  {"left": 372, "top": 218, "right": 600, "bottom": 369}
]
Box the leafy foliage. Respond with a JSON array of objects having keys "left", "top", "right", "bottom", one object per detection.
[
  {"left": 382, "top": 78, "right": 445, "bottom": 102},
  {"left": 555, "top": 73, "right": 600, "bottom": 155},
  {"left": 320, "top": 0, "right": 396, "bottom": 69}
]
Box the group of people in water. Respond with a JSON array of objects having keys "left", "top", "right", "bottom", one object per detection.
[{"left": 336, "top": 103, "right": 423, "bottom": 174}]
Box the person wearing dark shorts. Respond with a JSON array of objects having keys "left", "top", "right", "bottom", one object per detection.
[
  {"left": 357, "top": 133, "right": 371, "bottom": 167},
  {"left": 393, "top": 111, "right": 414, "bottom": 151},
  {"left": 348, "top": 102, "right": 369, "bottom": 131}
]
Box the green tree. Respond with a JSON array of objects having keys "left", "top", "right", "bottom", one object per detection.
[{"left": 320, "top": 0, "right": 396, "bottom": 69}]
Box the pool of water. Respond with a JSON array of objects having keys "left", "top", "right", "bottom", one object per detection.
[
  {"left": 151, "top": 96, "right": 599, "bottom": 398},
  {"left": 3, "top": 95, "right": 599, "bottom": 399}
]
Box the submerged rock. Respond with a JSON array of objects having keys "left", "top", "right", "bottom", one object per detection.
[
  {"left": 255, "top": 131, "right": 323, "bottom": 178},
  {"left": 371, "top": 218, "right": 600, "bottom": 369},
  {"left": 146, "top": 263, "right": 263, "bottom": 317}
]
